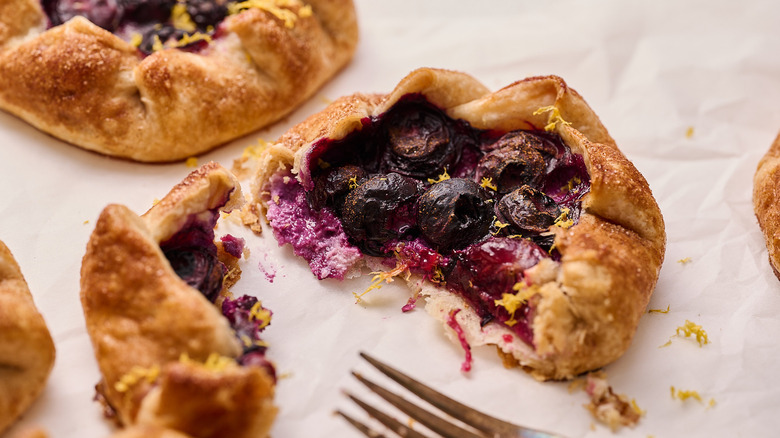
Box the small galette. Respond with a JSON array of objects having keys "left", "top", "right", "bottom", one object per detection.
[
  {"left": 250, "top": 68, "right": 666, "bottom": 380},
  {"left": 80, "top": 162, "right": 276, "bottom": 437},
  {"left": 0, "top": 0, "right": 358, "bottom": 161}
]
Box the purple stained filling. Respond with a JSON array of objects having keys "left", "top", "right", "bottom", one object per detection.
[
  {"left": 41, "top": 0, "right": 231, "bottom": 56},
  {"left": 267, "top": 94, "right": 591, "bottom": 346},
  {"left": 220, "top": 234, "right": 245, "bottom": 258},
  {"left": 265, "top": 172, "right": 362, "bottom": 280},
  {"left": 160, "top": 207, "right": 274, "bottom": 376}
]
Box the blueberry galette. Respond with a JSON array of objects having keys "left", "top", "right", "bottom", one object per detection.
[
  {"left": 0, "top": 241, "right": 55, "bottom": 434},
  {"left": 251, "top": 68, "right": 666, "bottom": 380},
  {"left": 753, "top": 132, "right": 780, "bottom": 278},
  {"left": 80, "top": 162, "right": 276, "bottom": 437},
  {"left": 0, "top": 0, "right": 357, "bottom": 162}
]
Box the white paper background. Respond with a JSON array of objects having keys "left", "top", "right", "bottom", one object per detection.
[{"left": 2, "top": 1, "right": 780, "bottom": 436}]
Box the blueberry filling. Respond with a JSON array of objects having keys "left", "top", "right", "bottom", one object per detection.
[
  {"left": 41, "top": 0, "right": 232, "bottom": 55},
  {"left": 159, "top": 208, "right": 274, "bottom": 377},
  {"left": 274, "top": 94, "right": 590, "bottom": 343}
]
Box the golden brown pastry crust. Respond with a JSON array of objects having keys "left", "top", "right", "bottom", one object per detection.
[
  {"left": 0, "top": 241, "right": 56, "bottom": 434},
  {"left": 80, "top": 162, "right": 276, "bottom": 437},
  {"left": 0, "top": 0, "right": 358, "bottom": 162},
  {"left": 252, "top": 68, "right": 666, "bottom": 380},
  {"left": 754, "top": 131, "right": 780, "bottom": 279}
]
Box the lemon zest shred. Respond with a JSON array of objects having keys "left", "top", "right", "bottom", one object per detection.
[
  {"left": 648, "top": 304, "right": 670, "bottom": 314},
  {"left": 130, "top": 33, "right": 143, "bottom": 47},
  {"left": 174, "top": 32, "right": 212, "bottom": 48},
  {"left": 229, "top": 0, "right": 311, "bottom": 28},
  {"left": 152, "top": 34, "right": 164, "bottom": 52},
  {"left": 317, "top": 159, "right": 331, "bottom": 169},
  {"left": 171, "top": 3, "right": 197, "bottom": 32},
  {"left": 686, "top": 126, "right": 695, "bottom": 138},
  {"left": 427, "top": 169, "right": 450, "bottom": 184},
  {"left": 562, "top": 176, "right": 582, "bottom": 192},
  {"left": 659, "top": 339, "right": 672, "bottom": 348},
  {"left": 533, "top": 105, "right": 571, "bottom": 132},
  {"left": 241, "top": 139, "right": 270, "bottom": 158},
  {"left": 249, "top": 301, "right": 271, "bottom": 329},
  {"left": 480, "top": 177, "right": 498, "bottom": 191},
  {"left": 553, "top": 207, "right": 574, "bottom": 229},
  {"left": 494, "top": 282, "right": 539, "bottom": 327},
  {"left": 671, "top": 386, "right": 703, "bottom": 403},
  {"left": 348, "top": 176, "right": 359, "bottom": 189},
  {"left": 114, "top": 365, "right": 161, "bottom": 393},
  {"left": 676, "top": 320, "right": 709, "bottom": 346},
  {"left": 677, "top": 257, "right": 692, "bottom": 264},
  {"left": 354, "top": 262, "right": 409, "bottom": 303},
  {"left": 185, "top": 157, "right": 198, "bottom": 168},
  {"left": 630, "top": 399, "right": 646, "bottom": 416}
]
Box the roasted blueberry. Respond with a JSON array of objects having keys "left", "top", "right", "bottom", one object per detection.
[
  {"left": 417, "top": 178, "right": 492, "bottom": 252},
  {"left": 341, "top": 173, "right": 422, "bottom": 256},
  {"left": 164, "top": 246, "right": 225, "bottom": 302},
  {"left": 381, "top": 104, "right": 460, "bottom": 179},
  {"left": 186, "top": 0, "right": 229, "bottom": 30},
  {"left": 497, "top": 185, "right": 561, "bottom": 234},
  {"left": 307, "top": 165, "right": 367, "bottom": 212},
  {"left": 120, "top": 0, "right": 175, "bottom": 23},
  {"left": 44, "top": 0, "right": 123, "bottom": 30},
  {"left": 476, "top": 131, "right": 555, "bottom": 193}
]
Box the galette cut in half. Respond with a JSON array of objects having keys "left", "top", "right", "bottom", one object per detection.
[
  {"left": 0, "top": 0, "right": 358, "bottom": 162},
  {"left": 251, "top": 68, "right": 666, "bottom": 380},
  {"left": 753, "top": 131, "right": 780, "bottom": 279},
  {"left": 80, "top": 162, "right": 277, "bottom": 438},
  {"left": 0, "top": 241, "right": 56, "bottom": 435}
]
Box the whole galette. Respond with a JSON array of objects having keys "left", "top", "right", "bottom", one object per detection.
[
  {"left": 0, "top": 0, "right": 358, "bottom": 162},
  {"left": 251, "top": 68, "right": 666, "bottom": 380},
  {"left": 0, "top": 240, "right": 56, "bottom": 435},
  {"left": 80, "top": 162, "right": 277, "bottom": 437}
]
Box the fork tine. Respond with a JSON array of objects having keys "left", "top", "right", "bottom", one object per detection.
[
  {"left": 335, "top": 409, "right": 389, "bottom": 438},
  {"left": 343, "top": 392, "right": 431, "bottom": 438},
  {"left": 359, "top": 351, "right": 521, "bottom": 435},
  {"left": 352, "top": 372, "right": 484, "bottom": 438}
]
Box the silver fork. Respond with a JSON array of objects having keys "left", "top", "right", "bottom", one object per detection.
[{"left": 336, "top": 352, "right": 566, "bottom": 438}]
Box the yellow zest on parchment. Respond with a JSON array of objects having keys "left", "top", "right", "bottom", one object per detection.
[
  {"left": 249, "top": 301, "right": 272, "bottom": 329},
  {"left": 480, "top": 177, "right": 498, "bottom": 191},
  {"left": 671, "top": 386, "right": 716, "bottom": 407},
  {"left": 354, "top": 260, "right": 409, "bottom": 303},
  {"left": 494, "top": 282, "right": 539, "bottom": 327},
  {"left": 243, "top": 138, "right": 270, "bottom": 158},
  {"left": 630, "top": 399, "right": 646, "bottom": 416},
  {"left": 553, "top": 207, "right": 574, "bottom": 229},
  {"left": 427, "top": 169, "right": 450, "bottom": 184},
  {"left": 686, "top": 126, "right": 695, "bottom": 139},
  {"left": 114, "top": 364, "right": 161, "bottom": 393},
  {"left": 677, "top": 257, "right": 692, "bottom": 265},
  {"left": 648, "top": 304, "right": 670, "bottom": 314},
  {"left": 676, "top": 320, "right": 709, "bottom": 346},
  {"left": 533, "top": 105, "right": 571, "bottom": 132},
  {"left": 229, "top": 0, "right": 313, "bottom": 28},
  {"left": 185, "top": 157, "right": 199, "bottom": 168}
]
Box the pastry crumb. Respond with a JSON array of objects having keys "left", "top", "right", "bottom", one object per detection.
[{"left": 581, "top": 371, "right": 642, "bottom": 431}]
